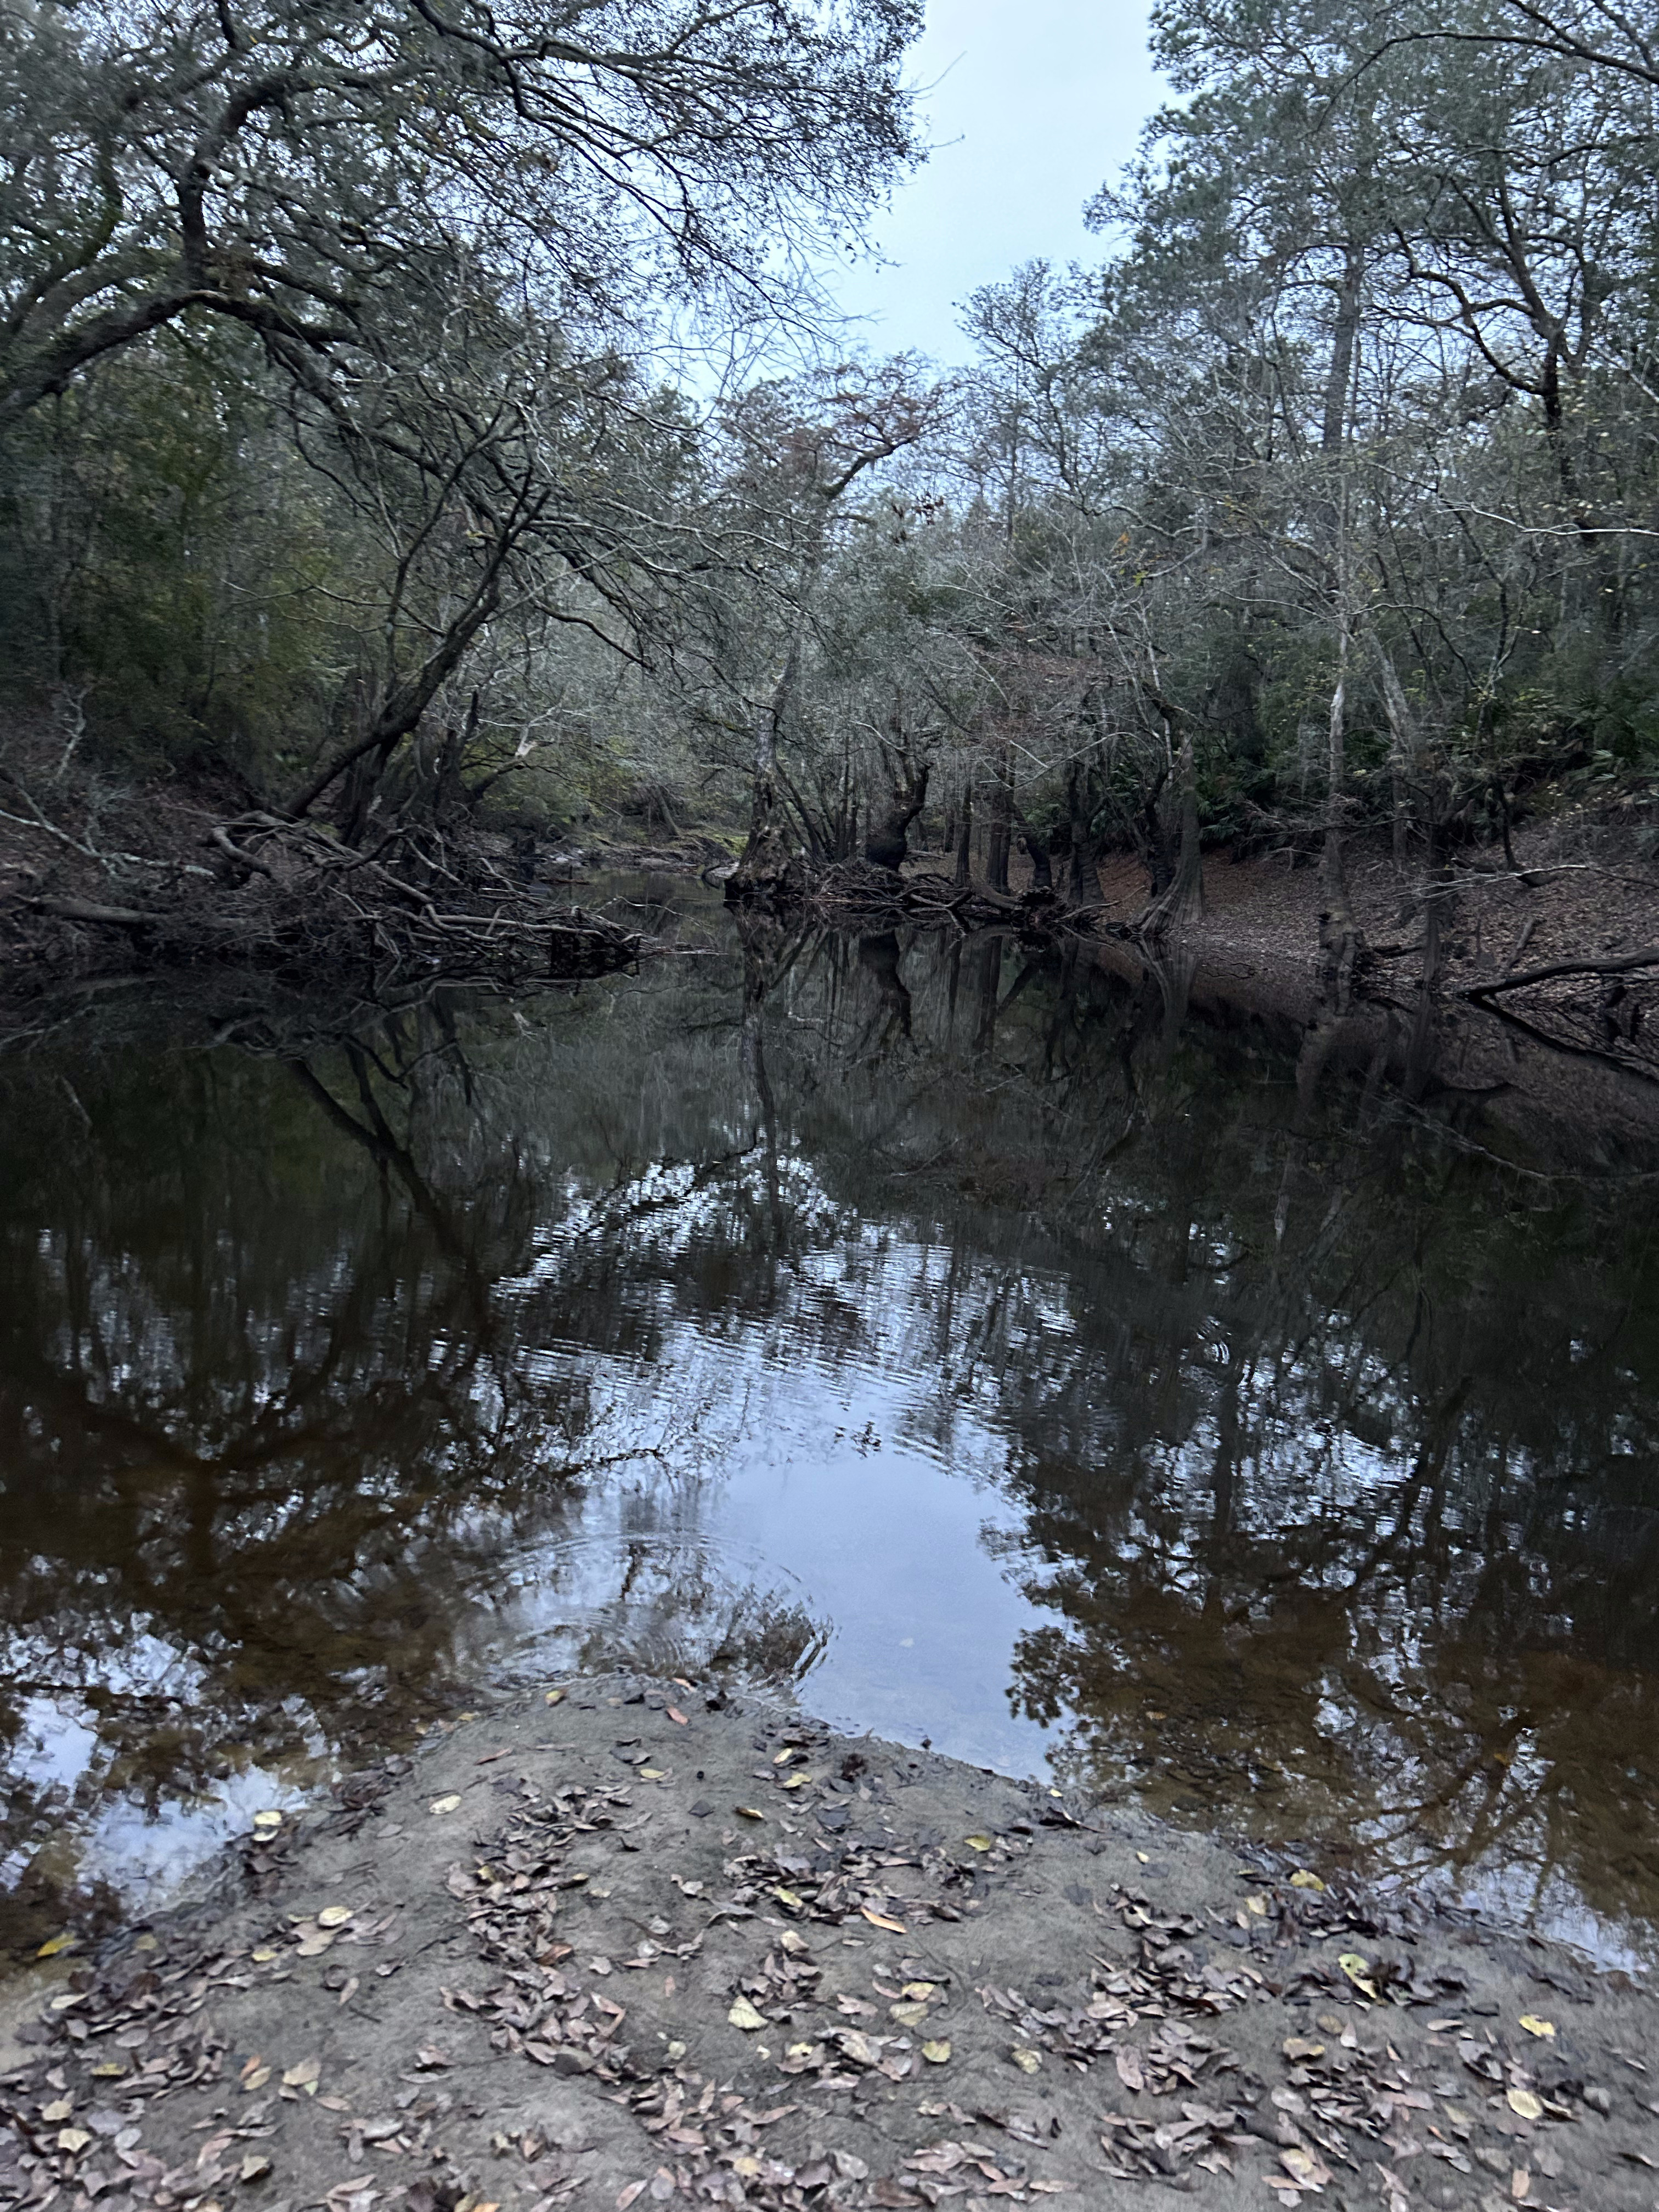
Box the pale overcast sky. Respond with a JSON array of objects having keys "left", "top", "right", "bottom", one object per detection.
[{"left": 827, "top": 0, "right": 1163, "bottom": 365}]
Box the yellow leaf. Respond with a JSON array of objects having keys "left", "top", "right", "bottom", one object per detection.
[
  {"left": 1244, "top": 1894, "right": 1269, "bottom": 1916},
  {"left": 1338, "top": 1953, "right": 1380, "bottom": 2001},
  {"left": 1011, "top": 2046, "right": 1041, "bottom": 2074},
  {"left": 251, "top": 1948, "right": 278, "bottom": 1965},
  {"left": 430, "top": 1795, "right": 462, "bottom": 1815},
  {"left": 902, "top": 1982, "right": 936, "bottom": 2001},
  {"left": 35, "top": 1933, "right": 77, "bottom": 1958},
  {"left": 241, "top": 2067, "right": 272, "bottom": 2092},
  {"left": 282, "top": 2057, "right": 320, "bottom": 2089},
  {"left": 728, "top": 1998, "right": 768, "bottom": 2032},
  {"left": 42, "top": 2100, "right": 72, "bottom": 2122},
  {"left": 59, "top": 2128, "right": 92, "bottom": 2153},
  {"left": 252, "top": 1810, "right": 282, "bottom": 1832},
  {"left": 922, "top": 2040, "right": 951, "bottom": 2064},
  {"left": 1519, "top": 2015, "right": 1556, "bottom": 2039},
  {"left": 1507, "top": 2088, "right": 1543, "bottom": 2121},
  {"left": 781, "top": 1774, "right": 810, "bottom": 1790},
  {"left": 1135, "top": 1850, "right": 1150, "bottom": 1864},
  {"left": 545, "top": 1689, "right": 565, "bottom": 1705},
  {"left": 315, "top": 1905, "right": 353, "bottom": 1929},
  {"left": 773, "top": 1887, "right": 805, "bottom": 1911},
  {"left": 964, "top": 1833, "right": 994, "bottom": 1852},
  {"left": 638, "top": 1769, "right": 666, "bottom": 1781},
  {"left": 1290, "top": 1869, "right": 1325, "bottom": 1892},
  {"left": 772, "top": 1750, "right": 795, "bottom": 1764},
  {"left": 860, "top": 1906, "right": 907, "bottom": 1933},
  {"left": 735, "top": 1805, "right": 766, "bottom": 1821},
  {"left": 889, "top": 2001, "right": 930, "bottom": 2026},
  {"left": 90, "top": 2063, "right": 127, "bottom": 2079},
  {"left": 1284, "top": 2037, "right": 1327, "bottom": 2062}
]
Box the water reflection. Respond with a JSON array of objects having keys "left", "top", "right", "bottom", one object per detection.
[{"left": 1, "top": 895, "right": 1656, "bottom": 1965}]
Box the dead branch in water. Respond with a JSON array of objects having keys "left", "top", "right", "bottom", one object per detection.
[{"left": 13, "top": 811, "right": 642, "bottom": 991}]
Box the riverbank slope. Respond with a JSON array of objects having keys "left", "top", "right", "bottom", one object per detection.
[{"left": 3, "top": 1676, "right": 1655, "bottom": 2212}]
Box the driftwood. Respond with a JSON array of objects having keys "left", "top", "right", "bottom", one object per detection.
[
  {"left": 729, "top": 855, "right": 1129, "bottom": 941},
  {"left": 21, "top": 814, "right": 641, "bottom": 991}
]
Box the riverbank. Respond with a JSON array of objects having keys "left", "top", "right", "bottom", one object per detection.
[{"left": 3, "top": 1675, "right": 1654, "bottom": 2212}]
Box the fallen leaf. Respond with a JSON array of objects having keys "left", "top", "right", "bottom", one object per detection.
[
  {"left": 295, "top": 1929, "right": 336, "bottom": 1957},
  {"left": 1519, "top": 2016, "right": 1556, "bottom": 2039},
  {"left": 252, "top": 1809, "right": 283, "bottom": 1831},
  {"left": 1135, "top": 1850, "right": 1150, "bottom": 1864},
  {"left": 638, "top": 1769, "right": 667, "bottom": 1781},
  {"left": 889, "top": 2002, "right": 930, "bottom": 2027},
  {"left": 1011, "top": 2046, "right": 1041, "bottom": 2074},
  {"left": 666, "top": 1707, "right": 688, "bottom": 1726},
  {"left": 774, "top": 1887, "right": 805, "bottom": 1910},
  {"left": 1507, "top": 2089, "right": 1544, "bottom": 2121},
  {"left": 1115, "top": 2048, "right": 1145, "bottom": 2093},
  {"left": 241, "top": 2067, "right": 272, "bottom": 2092},
  {"left": 1244, "top": 1894, "right": 1269, "bottom": 1916},
  {"left": 545, "top": 1689, "right": 566, "bottom": 1705},
  {"left": 861, "top": 1907, "right": 907, "bottom": 1934},
  {"left": 729, "top": 1999, "right": 768, "bottom": 2032},
  {"left": 964, "top": 1834, "right": 994, "bottom": 1852},
  {"left": 240, "top": 2154, "right": 272, "bottom": 2183},
  {"left": 316, "top": 1905, "right": 353, "bottom": 1929},
  {"left": 617, "top": 2185, "right": 647, "bottom": 2210},
  {"left": 414, "top": 2045, "right": 451, "bottom": 2069},
  {"left": 42, "top": 2100, "right": 73, "bottom": 2122},
  {"left": 35, "top": 1933, "right": 77, "bottom": 1958},
  {"left": 251, "top": 1948, "right": 279, "bottom": 1964},
  {"left": 901, "top": 1982, "right": 936, "bottom": 2001},
  {"left": 735, "top": 1805, "right": 766, "bottom": 1821},
  {"left": 1338, "top": 1952, "right": 1380, "bottom": 2001},
  {"left": 1280, "top": 2146, "right": 1331, "bottom": 2187},
  {"left": 281, "top": 2057, "right": 320, "bottom": 2090},
  {"left": 57, "top": 2128, "right": 91, "bottom": 2154},
  {"left": 921, "top": 2040, "right": 951, "bottom": 2064},
  {"left": 1290, "top": 1869, "right": 1326, "bottom": 1892},
  {"left": 1284, "top": 2038, "right": 1327, "bottom": 2062},
  {"left": 430, "top": 1795, "right": 462, "bottom": 1815},
  {"left": 781, "top": 1774, "right": 810, "bottom": 1790}
]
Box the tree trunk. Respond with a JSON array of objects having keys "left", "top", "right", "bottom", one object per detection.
[
  {"left": 986, "top": 751, "right": 1013, "bottom": 895},
  {"left": 1373, "top": 631, "right": 1418, "bottom": 878},
  {"left": 729, "top": 642, "right": 801, "bottom": 900},
  {"left": 865, "top": 754, "right": 929, "bottom": 873},
  {"left": 1065, "top": 761, "right": 1093, "bottom": 902},
  {"left": 953, "top": 785, "right": 973, "bottom": 887}
]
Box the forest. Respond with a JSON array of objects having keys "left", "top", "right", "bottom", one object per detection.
[{"left": 3, "top": 0, "right": 1659, "bottom": 1016}]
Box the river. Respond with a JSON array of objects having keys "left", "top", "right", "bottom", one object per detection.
[{"left": 1, "top": 881, "right": 1655, "bottom": 1970}]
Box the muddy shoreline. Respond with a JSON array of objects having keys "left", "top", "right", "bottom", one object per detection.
[{"left": 3, "top": 1677, "right": 1655, "bottom": 2212}]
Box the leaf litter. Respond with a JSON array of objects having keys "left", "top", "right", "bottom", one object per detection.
[{"left": 0, "top": 1672, "right": 1652, "bottom": 2212}]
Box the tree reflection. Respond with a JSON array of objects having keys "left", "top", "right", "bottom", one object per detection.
[{"left": 0, "top": 915, "right": 1656, "bottom": 1955}]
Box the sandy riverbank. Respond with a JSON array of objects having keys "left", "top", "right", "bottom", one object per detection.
[{"left": 2, "top": 1674, "right": 1655, "bottom": 2212}]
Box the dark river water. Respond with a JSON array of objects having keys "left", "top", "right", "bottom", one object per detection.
[{"left": 2, "top": 883, "right": 1657, "bottom": 1969}]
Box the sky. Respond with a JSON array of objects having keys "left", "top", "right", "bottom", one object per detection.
[{"left": 825, "top": 0, "right": 1164, "bottom": 366}]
